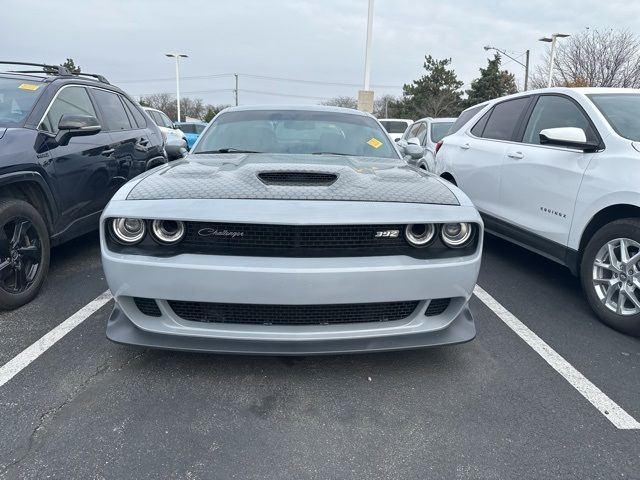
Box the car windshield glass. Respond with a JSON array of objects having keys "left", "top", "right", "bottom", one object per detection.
[
  {"left": 380, "top": 120, "right": 409, "bottom": 134},
  {"left": 0, "top": 77, "right": 44, "bottom": 127},
  {"left": 430, "top": 122, "right": 454, "bottom": 143},
  {"left": 193, "top": 110, "right": 399, "bottom": 159},
  {"left": 588, "top": 93, "right": 640, "bottom": 141}
]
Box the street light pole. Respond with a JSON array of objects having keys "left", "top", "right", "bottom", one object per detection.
[
  {"left": 539, "top": 34, "right": 569, "bottom": 87},
  {"left": 363, "top": 0, "right": 374, "bottom": 91},
  {"left": 165, "top": 53, "right": 188, "bottom": 122},
  {"left": 483, "top": 45, "right": 530, "bottom": 91}
]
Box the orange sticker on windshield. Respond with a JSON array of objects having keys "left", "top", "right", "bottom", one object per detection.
[
  {"left": 18, "top": 83, "right": 40, "bottom": 91},
  {"left": 367, "top": 138, "right": 382, "bottom": 149}
]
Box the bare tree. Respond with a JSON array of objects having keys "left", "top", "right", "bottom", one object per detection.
[
  {"left": 320, "top": 96, "right": 357, "bottom": 109},
  {"left": 531, "top": 29, "right": 640, "bottom": 88},
  {"left": 139, "top": 93, "right": 207, "bottom": 121}
]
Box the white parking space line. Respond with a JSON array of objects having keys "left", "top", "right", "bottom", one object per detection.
[
  {"left": 0, "top": 290, "right": 112, "bottom": 389},
  {"left": 474, "top": 285, "right": 640, "bottom": 430}
]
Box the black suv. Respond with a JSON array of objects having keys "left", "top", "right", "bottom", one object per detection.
[{"left": 0, "top": 61, "right": 166, "bottom": 309}]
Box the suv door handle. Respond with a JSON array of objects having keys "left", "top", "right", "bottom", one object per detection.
[
  {"left": 102, "top": 148, "right": 115, "bottom": 156},
  {"left": 508, "top": 151, "right": 524, "bottom": 159},
  {"left": 137, "top": 138, "right": 150, "bottom": 146},
  {"left": 460, "top": 143, "right": 470, "bottom": 150}
]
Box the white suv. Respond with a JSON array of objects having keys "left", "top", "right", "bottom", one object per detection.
[
  {"left": 398, "top": 117, "right": 456, "bottom": 171},
  {"left": 436, "top": 87, "right": 640, "bottom": 336}
]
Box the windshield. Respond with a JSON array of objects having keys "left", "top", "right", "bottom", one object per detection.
[
  {"left": 193, "top": 110, "right": 399, "bottom": 159},
  {"left": 588, "top": 93, "right": 640, "bottom": 141},
  {"left": 430, "top": 121, "right": 455, "bottom": 143},
  {"left": 380, "top": 120, "right": 409, "bottom": 134},
  {"left": 0, "top": 77, "right": 43, "bottom": 127}
]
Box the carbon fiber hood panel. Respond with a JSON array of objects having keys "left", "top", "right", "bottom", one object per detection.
[{"left": 127, "top": 153, "right": 459, "bottom": 205}]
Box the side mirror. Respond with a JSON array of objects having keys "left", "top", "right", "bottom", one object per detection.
[
  {"left": 404, "top": 143, "right": 425, "bottom": 160},
  {"left": 55, "top": 114, "right": 101, "bottom": 146},
  {"left": 407, "top": 137, "right": 421, "bottom": 146},
  {"left": 539, "top": 127, "right": 599, "bottom": 151}
]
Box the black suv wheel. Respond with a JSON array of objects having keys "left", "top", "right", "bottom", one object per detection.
[
  {"left": 581, "top": 218, "right": 640, "bottom": 337},
  {"left": 0, "top": 199, "right": 50, "bottom": 310}
]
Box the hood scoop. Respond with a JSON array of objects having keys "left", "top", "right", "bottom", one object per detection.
[{"left": 257, "top": 171, "right": 338, "bottom": 186}]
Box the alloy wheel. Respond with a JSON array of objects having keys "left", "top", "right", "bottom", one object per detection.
[
  {"left": 592, "top": 237, "right": 640, "bottom": 315},
  {"left": 0, "top": 217, "right": 43, "bottom": 294}
]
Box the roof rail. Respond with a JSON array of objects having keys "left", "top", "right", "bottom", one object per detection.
[{"left": 0, "top": 61, "right": 109, "bottom": 84}]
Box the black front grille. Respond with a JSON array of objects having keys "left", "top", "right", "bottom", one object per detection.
[
  {"left": 257, "top": 171, "right": 338, "bottom": 186},
  {"left": 168, "top": 300, "right": 420, "bottom": 325},
  {"left": 181, "top": 222, "right": 410, "bottom": 257},
  {"left": 425, "top": 298, "right": 451, "bottom": 316},
  {"left": 134, "top": 297, "right": 161, "bottom": 317}
]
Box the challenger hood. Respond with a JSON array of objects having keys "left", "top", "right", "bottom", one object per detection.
[{"left": 127, "top": 153, "right": 459, "bottom": 205}]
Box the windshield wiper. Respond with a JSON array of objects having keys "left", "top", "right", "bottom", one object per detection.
[
  {"left": 195, "top": 148, "right": 261, "bottom": 154},
  {"left": 311, "top": 152, "right": 350, "bottom": 156}
]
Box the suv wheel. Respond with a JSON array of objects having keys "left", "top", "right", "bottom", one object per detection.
[
  {"left": 581, "top": 218, "right": 640, "bottom": 336},
  {"left": 0, "top": 199, "right": 50, "bottom": 310}
]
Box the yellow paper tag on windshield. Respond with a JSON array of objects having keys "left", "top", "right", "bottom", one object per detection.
[
  {"left": 18, "top": 83, "right": 40, "bottom": 91},
  {"left": 367, "top": 138, "right": 382, "bottom": 149}
]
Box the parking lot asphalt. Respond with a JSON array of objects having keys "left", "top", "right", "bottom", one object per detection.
[{"left": 0, "top": 233, "right": 638, "bottom": 479}]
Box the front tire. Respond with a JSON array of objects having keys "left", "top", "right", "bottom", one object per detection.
[
  {"left": 580, "top": 218, "right": 640, "bottom": 336},
  {"left": 0, "top": 199, "right": 50, "bottom": 310}
]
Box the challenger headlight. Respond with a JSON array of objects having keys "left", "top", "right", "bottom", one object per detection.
[
  {"left": 441, "top": 222, "right": 473, "bottom": 248},
  {"left": 110, "top": 218, "right": 146, "bottom": 244},
  {"left": 150, "top": 219, "right": 185, "bottom": 245},
  {"left": 405, "top": 223, "right": 436, "bottom": 247}
]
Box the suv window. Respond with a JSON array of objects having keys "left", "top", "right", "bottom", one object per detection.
[
  {"left": 92, "top": 89, "right": 132, "bottom": 131},
  {"left": 448, "top": 104, "right": 484, "bottom": 134},
  {"left": 481, "top": 97, "right": 530, "bottom": 141},
  {"left": 40, "top": 86, "right": 97, "bottom": 133},
  {"left": 122, "top": 97, "right": 146, "bottom": 129},
  {"left": 404, "top": 122, "right": 423, "bottom": 140},
  {"left": 0, "top": 77, "right": 44, "bottom": 127},
  {"left": 523, "top": 95, "right": 598, "bottom": 145},
  {"left": 158, "top": 112, "right": 174, "bottom": 128}
]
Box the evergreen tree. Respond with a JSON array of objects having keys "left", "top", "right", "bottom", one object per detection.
[
  {"left": 465, "top": 53, "right": 517, "bottom": 107},
  {"left": 396, "top": 56, "right": 464, "bottom": 118},
  {"left": 61, "top": 58, "right": 80, "bottom": 73}
]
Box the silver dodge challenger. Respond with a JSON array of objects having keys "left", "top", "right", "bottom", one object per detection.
[{"left": 100, "top": 105, "right": 483, "bottom": 354}]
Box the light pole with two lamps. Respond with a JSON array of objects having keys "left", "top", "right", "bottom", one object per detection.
[
  {"left": 165, "top": 53, "right": 188, "bottom": 122},
  {"left": 538, "top": 34, "right": 570, "bottom": 87}
]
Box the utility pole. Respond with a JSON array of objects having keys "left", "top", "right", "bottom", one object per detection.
[
  {"left": 234, "top": 73, "right": 239, "bottom": 106},
  {"left": 165, "top": 53, "right": 188, "bottom": 121},
  {"left": 524, "top": 49, "right": 530, "bottom": 91}
]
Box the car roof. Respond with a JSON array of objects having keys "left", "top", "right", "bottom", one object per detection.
[
  {"left": 223, "top": 104, "right": 373, "bottom": 117},
  {"left": 469, "top": 87, "right": 640, "bottom": 109},
  {"left": 413, "top": 117, "right": 457, "bottom": 123}
]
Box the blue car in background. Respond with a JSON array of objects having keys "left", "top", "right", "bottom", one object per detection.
[{"left": 175, "top": 121, "right": 207, "bottom": 149}]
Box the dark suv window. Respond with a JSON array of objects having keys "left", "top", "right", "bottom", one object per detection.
[
  {"left": 523, "top": 95, "right": 598, "bottom": 145},
  {"left": 480, "top": 97, "right": 530, "bottom": 141},
  {"left": 122, "top": 97, "right": 147, "bottom": 129},
  {"left": 40, "top": 86, "right": 97, "bottom": 133},
  {"left": 92, "top": 89, "right": 132, "bottom": 131},
  {"left": 448, "top": 104, "right": 485, "bottom": 135}
]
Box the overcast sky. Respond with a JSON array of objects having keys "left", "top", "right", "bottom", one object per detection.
[{"left": 5, "top": 0, "right": 640, "bottom": 107}]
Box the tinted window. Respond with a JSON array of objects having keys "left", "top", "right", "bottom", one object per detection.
[
  {"left": 380, "top": 120, "right": 410, "bottom": 134},
  {"left": 158, "top": 112, "right": 174, "bottom": 128},
  {"left": 448, "top": 104, "right": 484, "bottom": 134},
  {"left": 588, "top": 94, "right": 639, "bottom": 141},
  {"left": 481, "top": 97, "right": 530, "bottom": 141},
  {"left": 193, "top": 110, "right": 399, "bottom": 159},
  {"left": 122, "top": 97, "right": 147, "bottom": 129},
  {"left": 92, "top": 89, "right": 131, "bottom": 131},
  {"left": 403, "top": 122, "right": 422, "bottom": 140},
  {"left": 179, "top": 124, "right": 197, "bottom": 134},
  {"left": 148, "top": 110, "right": 163, "bottom": 126},
  {"left": 523, "top": 95, "right": 597, "bottom": 145},
  {"left": 430, "top": 121, "right": 454, "bottom": 143},
  {"left": 40, "top": 86, "right": 97, "bottom": 133},
  {"left": 0, "top": 78, "right": 44, "bottom": 127}
]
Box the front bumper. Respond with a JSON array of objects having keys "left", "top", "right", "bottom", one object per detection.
[{"left": 107, "top": 303, "right": 475, "bottom": 354}]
